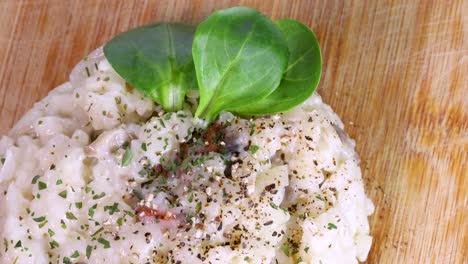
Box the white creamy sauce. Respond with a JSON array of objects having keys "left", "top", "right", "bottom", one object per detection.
[{"left": 0, "top": 48, "right": 373, "bottom": 264}]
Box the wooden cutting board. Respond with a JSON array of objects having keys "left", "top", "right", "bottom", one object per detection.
[{"left": 0, "top": 1, "right": 466, "bottom": 263}]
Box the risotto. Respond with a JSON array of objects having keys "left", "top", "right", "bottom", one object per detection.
[{"left": 0, "top": 47, "right": 373, "bottom": 264}]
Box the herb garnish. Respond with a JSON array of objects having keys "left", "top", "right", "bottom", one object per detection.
[
  {"left": 281, "top": 245, "right": 290, "bottom": 256},
  {"left": 86, "top": 245, "right": 93, "bottom": 258},
  {"left": 103, "top": 6, "right": 321, "bottom": 122},
  {"left": 97, "top": 237, "right": 111, "bottom": 249},
  {"left": 66, "top": 212, "right": 77, "bottom": 220},
  {"left": 71, "top": 250, "right": 80, "bottom": 258},
  {"left": 47, "top": 228, "right": 55, "bottom": 237},
  {"left": 239, "top": 19, "right": 322, "bottom": 114},
  {"left": 92, "top": 192, "right": 106, "bottom": 200},
  {"left": 31, "top": 175, "right": 40, "bottom": 184},
  {"left": 121, "top": 148, "right": 133, "bottom": 167},
  {"left": 192, "top": 7, "right": 288, "bottom": 121},
  {"left": 104, "top": 203, "right": 120, "bottom": 215},
  {"left": 33, "top": 216, "right": 46, "bottom": 222},
  {"left": 38, "top": 181, "right": 47, "bottom": 190},
  {"left": 249, "top": 145, "right": 260, "bottom": 154},
  {"left": 58, "top": 190, "right": 67, "bottom": 198},
  {"left": 104, "top": 23, "right": 197, "bottom": 111},
  {"left": 195, "top": 201, "right": 202, "bottom": 213},
  {"left": 49, "top": 240, "right": 59, "bottom": 249},
  {"left": 88, "top": 204, "right": 97, "bottom": 218}
]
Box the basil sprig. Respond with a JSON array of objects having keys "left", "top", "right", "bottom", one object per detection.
[
  {"left": 104, "top": 7, "right": 322, "bottom": 122},
  {"left": 104, "top": 23, "right": 197, "bottom": 112},
  {"left": 192, "top": 7, "right": 289, "bottom": 121},
  {"left": 237, "top": 18, "right": 322, "bottom": 115}
]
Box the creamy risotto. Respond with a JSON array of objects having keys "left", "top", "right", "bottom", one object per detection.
[{"left": 0, "top": 48, "right": 373, "bottom": 264}]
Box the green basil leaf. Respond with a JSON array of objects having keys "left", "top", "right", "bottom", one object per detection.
[
  {"left": 193, "top": 7, "right": 289, "bottom": 121},
  {"left": 104, "top": 23, "right": 197, "bottom": 111},
  {"left": 238, "top": 19, "right": 322, "bottom": 114}
]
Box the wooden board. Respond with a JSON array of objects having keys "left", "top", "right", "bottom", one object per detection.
[{"left": 0, "top": 0, "right": 466, "bottom": 263}]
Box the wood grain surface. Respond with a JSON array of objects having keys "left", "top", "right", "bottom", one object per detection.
[{"left": 0, "top": 1, "right": 466, "bottom": 263}]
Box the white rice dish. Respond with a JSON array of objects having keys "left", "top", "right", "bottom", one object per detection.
[{"left": 0, "top": 48, "right": 374, "bottom": 264}]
